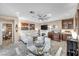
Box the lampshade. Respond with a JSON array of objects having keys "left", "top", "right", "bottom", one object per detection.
[
  {"left": 71, "top": 31, "right": 77, "bottom": 39},
  {"left": 35, "top": 28, "right": 38, "bottom": 31}
]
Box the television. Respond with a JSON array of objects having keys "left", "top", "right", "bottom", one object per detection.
[{"left": 41, "top": 25, "right": 48, "bottom": 30}]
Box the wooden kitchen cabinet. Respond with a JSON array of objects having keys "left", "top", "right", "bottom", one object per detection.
[
  {"left": 62, "top": 18, "right": 73, "bottom": 29},
  {"left": 48, "top": 32, "right": 62, "bottom": 41},
  {"left": 48, "top": 32, "right": 53, "bottom": 39},
  {"left": 53, "top": 33, "right": 61, "bottom": 41}
]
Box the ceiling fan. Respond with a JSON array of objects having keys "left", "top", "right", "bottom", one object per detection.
[{"left": 29, "top": 11, "right": 52, "bottom": 21}]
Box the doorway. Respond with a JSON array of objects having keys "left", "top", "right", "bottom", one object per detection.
[{"left": 2, "top": 22, "right": 14, "bottom": 48}]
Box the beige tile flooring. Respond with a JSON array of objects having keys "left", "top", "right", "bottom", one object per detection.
[
  {"left": 0, "top": 41, "right": 27, "bottom": 56},
  {"left": 0, "top": 39, "right": 67, "bottom": 56},
  {"left": 51, "top": 40, "right": 67, "bottom": 56},
  {"left": 2, "top": 39, "right": 13, "bottom": 48}
]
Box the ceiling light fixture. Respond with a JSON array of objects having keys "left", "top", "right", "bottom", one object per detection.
[{"left": 29, "top": 11, "right": 52, "bottom": 21}]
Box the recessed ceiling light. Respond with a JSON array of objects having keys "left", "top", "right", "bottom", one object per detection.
[
  {"left": 30, "top": 11, "right": 35, "bottom": 14},
  {"left": 16, "top": 12, "right": 20, "bottom": 17},
  {"left": 16, "top": 12, "right": 20, "bottom": 15},
  {"left": 39, "top": 20, "right": 42, "bottom": 21},
  {"left": 47, "top": 13, "right": 52, "bottom": 17}
]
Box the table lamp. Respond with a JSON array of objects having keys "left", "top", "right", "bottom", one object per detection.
[{"left": 71, "top": 30, "right": 77, "bottom": 39}]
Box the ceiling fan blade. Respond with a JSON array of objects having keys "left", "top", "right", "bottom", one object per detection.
[{"left": 43, "top": 14, "right": 47, "bottom": 17}]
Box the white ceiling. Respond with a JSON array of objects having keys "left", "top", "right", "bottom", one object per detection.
[{"left": 0, "top": 3, "right": 78, "bottom": 23}]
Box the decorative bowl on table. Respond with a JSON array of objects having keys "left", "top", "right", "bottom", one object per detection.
[{"left": 37, "top": 47, "right": 44, "bottom": 56}]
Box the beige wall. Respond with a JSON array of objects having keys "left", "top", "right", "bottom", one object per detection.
[
  {"left": 34, "top": 20, "right": 62, "bottom": 30},
  {"left": 16, "top": 18, "right": 76, "bottom": 40},
  {"left": 35, "top": 20, "right": 75, "bottom": 34},
  {"left": 19, "top": 19, "right": 62, "bottom": 30},
  {"left": 18, "top": 20, "right": 62, "bottom": 30},
  {"left": 45, "top": 20, "right": 62, "bottom": 29}
]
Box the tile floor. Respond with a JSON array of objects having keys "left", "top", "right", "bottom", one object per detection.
[
  {"left": 51, "top": 40, "right": 67, "bottom": 56},
  {"left": 0, "top": 40, "right": 67, "bottom": 56},
  {"left": 0, "top": 41, "right": 27, "bottom": 56}
]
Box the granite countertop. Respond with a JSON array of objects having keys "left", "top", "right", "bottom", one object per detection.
[{"left": 68, "top": 39, "right": 78, "bottom": 42}]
